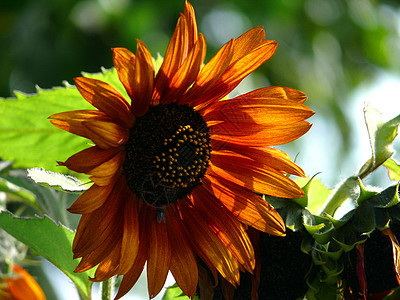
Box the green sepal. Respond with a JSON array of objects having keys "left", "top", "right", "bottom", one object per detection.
[
  {"left": 356, "top": 178, "right": 379, "bottom": 205},
  {"left": 292, "top": 175, "right": 317, "bottom": 208},
  {"left": 374, "top": 208, "right": 391, "bottom": 230},
  {"left": 323, "top": 212, "right": 354, "bottom": 229},
  {"left": 368, "top": 184, "right": 400, "bottom": 208},
  {"left": 332, "top": 201, "right": 375, "bottom": 250},
  {"left": 264, "top": 195, "right": 307, "bottom": 231}
]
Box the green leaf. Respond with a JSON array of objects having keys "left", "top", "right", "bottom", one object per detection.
[
  {"left": 27, "top": 168, "right": 87, "bottom": 192},
  {"left": 383, "top": 158, "right": 400, "bottom": 181},
  {"left": 0, "top": 68, "right": 122, "bottom": 172},
  {"left": 0, "top": 211, "right": 94, "bottom": 299},
  {"left": 162, "top": 283, "right": 200, "bottom": 300},
  {"left": 295, "top": 176, "right": 331, "bottom": 214},
  {"left": 359, "top": 105, "right": 400, "bottom": 178}
]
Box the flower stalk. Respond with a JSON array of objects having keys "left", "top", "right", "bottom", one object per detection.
[{"left": 101, "top": 277, "right": 114, "bottom": 300}]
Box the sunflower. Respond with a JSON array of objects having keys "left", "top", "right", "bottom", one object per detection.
[
  {"left": 1, "top": 264, "right": 46, "bottom": 300},
  {"left": 49, "top": 1, "right": 314, "bottom": 298}
]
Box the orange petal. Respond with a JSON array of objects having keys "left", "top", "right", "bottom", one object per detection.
[
  {"left": 178, "top": 39, "right": 234, "bottom": 106},
  {"left": 191, "top": 186, "right": 255, "bottom": 273},
  {"left": 152, "top": 14, "right": 190, "bottom": 104},
  {"left": 202, "top": 175, "right": 285, "bottom": 235},
  {"left": 193, "top": 41, "right": 277, "bottom": 111},
  {"left": 177, "top": 200, "right": 240, "bottom": 286},
  {"left": 210, "top": 121, "right": 312, "bottom": 147},
  {"left": 130, "top": 40, "right": 154, "bottom": 117},
  {"left": 230, "top": 26, "right": 266, "bottom": 63},
  {"left": 115, "top": 206, "right": 149, "bottom": 300},
  {"left": 83, "top": 119, "right": 129, "bottom": 149},
  {"left": 68, "top": 183, "right": 113, "bottom": 214},
  {"left": 165, "top": 205, "right": 198, "bottom": 298},
  {"left": 90, "top": 240, "right": 122, "bottom": 282},
  {"left": 118, "top": 192, "right": 141, "bottom": 274},
  {"left": 59, "top": 145, "right": 121, "bottom": 173},
  {"left": 88, "top": 151, "right": 125, "bottom": 186},
  {"left": 49, "top": 110, "right": 109, "bottom": 139},
  {"left": 72, "top": 177, "right": 125, "bottom": 257},
  {"left": 112, "top": 47, "right": 136, "bottom": 100},
  {"left": 234, "top": 86, "right": 308, "bottom": 103},
  {"left": 183, "top": 1, "right": 198, "bottom": 50},
  {"left": 209, "top": 151, "right": 304, "bottom": 198},
  {"left": 203, "top": 97, "right": 314, "bottom": 126},
  {"left": 147, "top": 208, "right": 172, "bottom": 298},
  {"left": 210, "top": 141, "right": 305, "bottom": 177},
  {"left": 162, "top": 34, "right": 206, "bottom": 104},
  {"left": 5, "top": 264, "right": 46, "bottom": 300},
  {"left": 74, "top": 77, "right": 134, "bottom": 127}
]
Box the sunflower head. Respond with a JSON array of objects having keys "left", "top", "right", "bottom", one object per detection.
[{"left": 49, "top": 1, "right": 314, "bottom": 298}]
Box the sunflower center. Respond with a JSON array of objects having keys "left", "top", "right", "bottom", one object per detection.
[{"left": 123, "top": 103, "right": 211, "bottom": 206}]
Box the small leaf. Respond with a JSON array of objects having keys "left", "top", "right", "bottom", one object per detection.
[
  {"left": 163, "top": 283, "right": 200, "bottom": 300},
  {"left": 0, "top": 211, "right": 94, "bottom": 299},
  {"left": 359, "top": 105, "right": 400, "bottom": 178},
  {"left": 383, "top": 158, "right": 400, "bottom": 181},
  {"left": 27, "top": 168, "right": 87, "bottom": 192}
]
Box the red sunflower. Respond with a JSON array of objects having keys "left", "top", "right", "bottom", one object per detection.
[
  {"left": 1, "top": 264, "right": 46, "bottom": 300},
  {"left": 49, "top": 1, "right": 314, "bottom": 299}
]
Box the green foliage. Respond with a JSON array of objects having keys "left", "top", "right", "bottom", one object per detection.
[
  {"left": 0, "top": 211, "right": 94, "bottom": 299},
  {"left": 27, "top": 168, "right": 87, "bottom": 193},
  {"left": 163, "top": 283, "right": 200, "bottom": 300},
  {"left": 0, "top": 68, "right": 121, "bottom": 173},
  {"left": 359, "top": 105, "right": 400, "bottom": 179}
]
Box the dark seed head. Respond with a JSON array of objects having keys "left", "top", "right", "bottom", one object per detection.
[{"left": 123, "top": 103, "right": 211, "bottom": 207}]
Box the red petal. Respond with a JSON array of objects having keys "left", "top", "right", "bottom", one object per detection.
[
  {"left": 147, "top": 208, "right": 172, "bottom": 298},
  {"left": 191, "top": 186, "right": 255, "bottom": 273},
  {"left": 202, "top": 175, "right": 285, "bottom": 235},
  {"left": 177, "top": 200, "right": 240, "bottom": 286},
  {"left": 209, "top": 151, "right": 304, "bottom": 198},
  {"left": 203, "top": 96, "right": 314, "bottom": 126},
  {"left": 152, "top": 12, "right": 193, "bottom": 104},
  {"left": 162, "top": 34, "right": 206, "bottom": 104},
  {"left": 210, "top": 121, "right": 312, "bottom": 147},
  {"left": 165, "top": 205, "right": 198, "bottom": 298},
  {"left": 192, "top": 41, "right": 277, "bottom": 111},
  {"left": 112, "top": 47, "right": 136, "bottom": 100},
  {"left": 59, "top": 146, "right": 121, "bottom": 174},
  {"left": 49, "top": 110, "right": 109, "bottom": 139},
  {"left": 210, "top": 141, "right": 305, "bottom": 177},
  {"left": 118, "top": 190, "right": 141, "bottom": 275},
  {"left": 88, "top": 151, "right": 125, "bottom": 186},
  {"left": 68, "top": 183, "right": 113, "bottom": 214},
  {"left": 178, "top": 39, "right": 234, "bottom": 106},
  {"left": 74, "top": 77, "right": 134, "bottom": 127},
  {"left": 83, "top": 119, "right": 129, "bottom": 149},
  {"left": 130, "top": 40, "right": 154, "bottom": 117},
  {"left": 115, "top": 206, "right": 150, "bottom": 300}
]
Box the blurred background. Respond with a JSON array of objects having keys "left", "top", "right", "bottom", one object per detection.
[{"left": 1, "top": 0, "right": 400, "bottom": 298}]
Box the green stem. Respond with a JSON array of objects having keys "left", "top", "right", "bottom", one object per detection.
[
  {"left": 101, "top": 277, "right": 115, "bottom": 300},
  {"left": 319, "top": 176, "right": 359, "bottom": 216}
]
